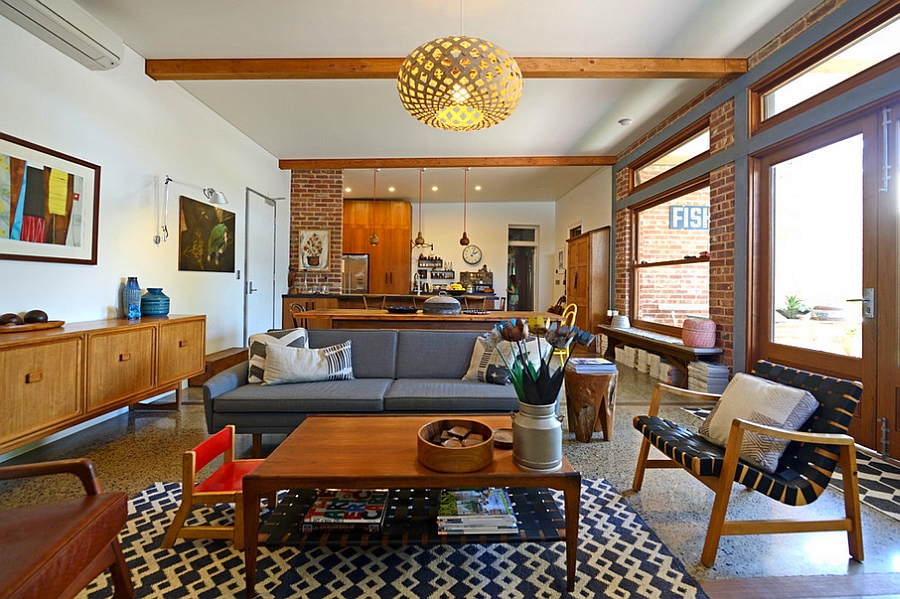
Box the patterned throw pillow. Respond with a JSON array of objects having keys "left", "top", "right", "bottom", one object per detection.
[
  {"left": 699, "top": 372, "right": 819, "bottom": 473},
  {"left": 463, "top": 336, "right": 551, "bottom": 385},
  {"left": 262, "top": 340, "right": 354, "bottom": 385},
  {"left": 247, "top": 328, "right": 309, "bottom": 384}
]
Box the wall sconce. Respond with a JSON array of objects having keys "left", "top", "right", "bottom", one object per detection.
[{"left": 155, "top": 175, "right": 228, "bottom": 244}]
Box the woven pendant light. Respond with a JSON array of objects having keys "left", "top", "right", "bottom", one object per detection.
[{"left": 397, "top": 35, "right": 523, "bottom": 131}]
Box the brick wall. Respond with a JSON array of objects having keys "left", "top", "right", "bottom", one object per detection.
[
  {"left": 709, "top": 163, "right": 735, "bottom": 366},
  {"left": 290, "top": 170, "right": 343, "bottom": 291},
  {"left": 613, "top": 96, "right": 734, "bottom": 366}
]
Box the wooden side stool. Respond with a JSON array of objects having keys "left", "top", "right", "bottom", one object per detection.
[
  {"left": 161, "top": 425, "right": 266, "bottom": 550},
  {"left": 563, "top": 367, "right": 618, "bottom": 442}
]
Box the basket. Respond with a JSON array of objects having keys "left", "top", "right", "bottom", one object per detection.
[{"left": 682, "top": 317, "right": 716, "bottom": 348}]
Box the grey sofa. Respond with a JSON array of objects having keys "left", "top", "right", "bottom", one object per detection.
[{"left": 203, "top": 329, "right": 518, "bottom": 451}]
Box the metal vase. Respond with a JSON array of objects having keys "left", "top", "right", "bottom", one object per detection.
[{"left": 511, "top": 401, "right": 563, "bottom": 472}]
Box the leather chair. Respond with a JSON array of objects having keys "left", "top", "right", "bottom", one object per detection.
[{"left": 0, "top": 458, "right": 133, "bottom": 599}]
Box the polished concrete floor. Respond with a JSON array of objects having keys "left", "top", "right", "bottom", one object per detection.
[{"left": 1, "top": 367, "right": 899, "bottom": 599}]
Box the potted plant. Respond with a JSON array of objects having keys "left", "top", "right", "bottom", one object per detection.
[{"left": 776, "top": 295, "right": 811, "bottom": 320}]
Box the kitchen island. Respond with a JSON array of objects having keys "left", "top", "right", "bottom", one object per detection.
[
  {"left": 281, "top": 293, "right": 500, "bottom": 329},
  {"left": 299, "top": 308, "right": 559, "bottom": 331}
]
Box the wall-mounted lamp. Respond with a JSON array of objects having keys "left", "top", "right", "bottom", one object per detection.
[{"left": 155, "top": 175, "right": 228, "bottom": 244}]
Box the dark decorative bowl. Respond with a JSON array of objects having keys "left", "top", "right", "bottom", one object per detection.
[{"left": 386, "top": 306, "right": 418, "bottom": 314}]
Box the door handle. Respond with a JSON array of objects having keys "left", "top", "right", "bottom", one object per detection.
[
  {"left": 846, "top": 288, "right": 874, "bottom": 318},
  {"left": 248, "top": 281, "right": 259, "bottom": 294}
]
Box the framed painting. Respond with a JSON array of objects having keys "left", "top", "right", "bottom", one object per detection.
[
  {"left": 0, "top": 133, "right": 101, "bottom": 264},
  {"left": 300, "top": 229, "right": 328, "bottom": 270},
  {"left": 178, "top": 195, "right": 236, "bottom": 272}
]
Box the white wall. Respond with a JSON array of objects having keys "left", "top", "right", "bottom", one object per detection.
[
  {"left": 411, "top": 201, "right": 556, "bottom": 310},
  {"left": 555, "top": 167, "right": 613, "bottom": 250},
  {"left": 0, "top": 18, "right": 290, "bottom": 352}
]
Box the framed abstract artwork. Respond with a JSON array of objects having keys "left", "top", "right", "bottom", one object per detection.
[
  {"left": 0, "top": 133, "right": 101, "bottom": 264},
  {"left": 178, "top": 195, "right": 236, "bottom": 272}
]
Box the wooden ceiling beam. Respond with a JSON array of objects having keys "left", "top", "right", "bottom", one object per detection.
[
  {"left": 278, "top": 156, "right": 616, "bottom": 170},
  {"left": 146, "top": 57, "right": 747, "bottom": 81}
]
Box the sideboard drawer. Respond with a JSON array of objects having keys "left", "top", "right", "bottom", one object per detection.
[
  {"left": 158, "top": 317, "right": 205, "bottom": 386},
  {"left": 0, "top": 338, "right": 83, "bottom": 447},
  {"left": 87, "top": 327, "right": 155, "bottom": 411}
]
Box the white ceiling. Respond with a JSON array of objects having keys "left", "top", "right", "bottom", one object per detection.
[{"left": 72, "top": 0, "right": 824, "bottom": 202}]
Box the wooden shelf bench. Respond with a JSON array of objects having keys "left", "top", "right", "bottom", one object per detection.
[
  {"left": 188, "top": 347, "right": 248, "bottom": 387},
  {"left": 599, "top": 325, "right": 722, "bottom": 386}
]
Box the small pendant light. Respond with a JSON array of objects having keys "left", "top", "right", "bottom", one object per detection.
[
  {"left": 414, "top": 168, "right": 426, "bottom": 246},
  {"left": 369, "top": 169, "right": 380, "bottom": 246},
  {"left": 459, "top": 167, "right": 470, "bottom": 246}
]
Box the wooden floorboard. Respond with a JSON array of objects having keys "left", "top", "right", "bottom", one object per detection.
[{"left": 701, "top": 572, "right": 900, "bottom": 599}]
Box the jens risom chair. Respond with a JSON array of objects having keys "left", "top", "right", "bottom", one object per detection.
[{"left": 632, "top": 360, "right": 864, "bottom": 566}]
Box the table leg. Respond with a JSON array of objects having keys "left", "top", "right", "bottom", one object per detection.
[
  {"left": 563, "top": 474, "right": 581, "bottom": 591},
  {"left": 244, "top": 479, "right": 260, "bottom": 598}
]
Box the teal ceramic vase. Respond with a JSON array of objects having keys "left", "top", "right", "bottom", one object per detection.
[
  {"left": 122, "top": 277, "right": 141, "bottom": 319},
  {"left": 141, "top": 287, "right": 170, "bottom": 316}
]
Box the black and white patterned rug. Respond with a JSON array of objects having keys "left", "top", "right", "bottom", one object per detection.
[
  {"left": 682, "top": 407, "right": 900, "bottom": 522},
  {"left": 78, "top": 479, "right": 709, "bottom": 599}
]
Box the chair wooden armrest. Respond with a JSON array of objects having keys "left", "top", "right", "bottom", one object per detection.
[
  {"left": 731, "top": 418, "right": 857, "bottom": 445},
  {"left": 0, "top": 458, "right": 102, "bottom": 494},
  {"left": 647, "top": 381, "right": 721, "bottom": 416}
]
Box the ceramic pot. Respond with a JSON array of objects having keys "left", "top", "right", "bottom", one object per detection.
[
  {"left": 141, "top": 288, "right": 170, "bottom": 316},
  {"left": 511, "top": 401, "right": 563, "bottom": 472}
]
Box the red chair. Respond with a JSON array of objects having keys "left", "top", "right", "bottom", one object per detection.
[{"left": 161, "top": 425, "right": 265, "bottom": 550}]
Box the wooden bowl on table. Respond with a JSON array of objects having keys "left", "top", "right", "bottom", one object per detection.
[{"left": 417, "top": 419, "right": 494, "bottom": 473}]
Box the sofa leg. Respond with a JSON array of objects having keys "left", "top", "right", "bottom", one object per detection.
[{"left": 252, "top": 434, "right": 262, "bottom": 458}]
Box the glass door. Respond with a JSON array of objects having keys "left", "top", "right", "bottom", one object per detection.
[{"left": 751, "top": 102, "right": 900, "bottom": 456}]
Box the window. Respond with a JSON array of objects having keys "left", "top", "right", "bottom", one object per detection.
[
  {"left": 751, "top": 2, "right": 900, "bottom": 133},
  {"left": 629, "top": 118, "right": 710, "bottom": 192},
  {"left": 633, "top": 179, "right": 710, "bottom": 329}
]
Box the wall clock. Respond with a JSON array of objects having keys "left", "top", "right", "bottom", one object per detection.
[{"left": 462, "top": 244, "right": 482, "bottom": 265}]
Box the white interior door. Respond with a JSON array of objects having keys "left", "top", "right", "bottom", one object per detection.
[{"left": 244, "top": 188, "right": 277, "bottom": 341}]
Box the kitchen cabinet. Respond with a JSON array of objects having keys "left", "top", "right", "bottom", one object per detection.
[
  {"left": 566, "top": 227, "right": 610, "bottom": 335},
  {"left": 343, "top": 200, "right": 411, "bottom": 294},
  {"left": 0, "top": 315, "right": 205, "bottom": 455}
]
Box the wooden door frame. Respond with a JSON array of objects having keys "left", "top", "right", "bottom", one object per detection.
[{"left": 747, "top": 114, "right": 879, "bottom": 447}]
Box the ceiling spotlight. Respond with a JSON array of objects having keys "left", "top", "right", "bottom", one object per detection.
[{"left": 618, "top": 118, "right": 633, "bottom": 126}]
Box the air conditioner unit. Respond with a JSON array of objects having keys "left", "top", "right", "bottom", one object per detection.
[{"left": 0, "top": 0, "right": 122, "bottom": 70}]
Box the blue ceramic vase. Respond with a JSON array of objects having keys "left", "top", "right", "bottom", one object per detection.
[
  {"left": 141, "top": 288, "right": 170, "bottom": 316},
  {"left": 123, "top": 277, "right": 141, "bottom": 319}
]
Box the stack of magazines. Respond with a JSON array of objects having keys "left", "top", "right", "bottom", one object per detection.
[
  {"left": 568, "top": 357, "right": 618, "bottom": 374},
  {"left": 301, "top": 489, "right": 389, "bottom": 533},
  {"left": 437, "top": 488, "right": 518, "bottom": 535}
]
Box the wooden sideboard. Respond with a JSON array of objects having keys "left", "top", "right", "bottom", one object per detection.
[{"left": 0, "top": 315, "right": 206, "bottom": 455}]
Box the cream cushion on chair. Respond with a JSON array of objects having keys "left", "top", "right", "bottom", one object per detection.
[
  {"left": 262, "top": 340, "right": 354, "bottom": 384},
  {"left": 699, "top": 372, "right": 819, "bottom": 472}
]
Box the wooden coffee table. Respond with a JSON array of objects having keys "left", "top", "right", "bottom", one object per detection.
[{"left": 242, "top": 414, "right": 582, "bottom": 597}]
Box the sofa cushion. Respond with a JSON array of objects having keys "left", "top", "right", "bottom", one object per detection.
[
  {"left": 247, "top": 328, "right": 309, "bottom": 383},
  {"left": 213, "top": 378, "right": 392, "bottom": 412},
  {"left": 308, "top": 329, "right": 397, "bottom": 379},
  {"left": 395, "top": 330, "right": 482, "bottom": 379},
  {"left": 384, "top": 379, "right": 519, "bottom": 412},
  {"left": 699, "top": 372, "right": 819, "bottom": 473},
  {"left": 262, "top": 341, "right": 354, "bottom": 385}
]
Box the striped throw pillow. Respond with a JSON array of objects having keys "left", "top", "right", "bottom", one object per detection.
[
  {"left": 262, "top": 340, "right": 354, "bottom": 385},
  {"left": 247, "top": 328, "right": 309, "bottom": 384}
]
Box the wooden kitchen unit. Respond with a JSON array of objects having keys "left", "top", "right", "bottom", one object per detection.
[
  {"left": 301, "top": 308, "right": 560, "bottom": 331},
  {"left": 0, "top": 315, "right": 205, "bottom": 455},
  {"left": 343, "top": 199, "right": 411, "bottom": 294}
]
